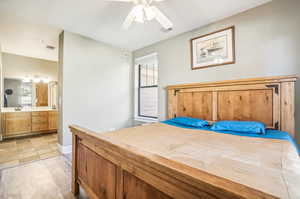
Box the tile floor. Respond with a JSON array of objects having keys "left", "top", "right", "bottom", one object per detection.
[
  {"left": 0, "top": 133, "right": 60, "bottom": 170},
  {"left": 0, "top": 134, "right": 89, "bottom": 198},
  {"left": 0, "top": 155, "right": 88, "bottom": 199}
]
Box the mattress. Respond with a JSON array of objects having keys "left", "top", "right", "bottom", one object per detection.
[{"left": 104, "top": 122, "right": 300, "bottom": 199}]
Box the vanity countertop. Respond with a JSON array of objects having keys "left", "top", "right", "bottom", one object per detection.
[{"left": 1, "top": 107, "right": 58, "bottom": 113}]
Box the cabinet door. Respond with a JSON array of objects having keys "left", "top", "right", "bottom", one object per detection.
[
  {"left": 32, "top": 122, "right": 49, "bottom": 132},
  {"left": 36, "top": 83, "right": 48, "bottom": 106},
  {"left": 32, "top": 111, "right": 49, "bottom": 132},
  {"left": 4, "top": 112, "right": 32, "bottom": 136},
  {"left": 48, "top": 111, "right": 58, "bottom": 130}
]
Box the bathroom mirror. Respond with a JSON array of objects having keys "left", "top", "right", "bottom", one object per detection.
[
  {"left": 3, "top": 78, "right": 57, "bottom": 108},
  {"left": 4, "top": 78, "right": 33, "bottom": 107}
]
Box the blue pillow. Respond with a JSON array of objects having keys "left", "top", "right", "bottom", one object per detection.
[
  {"left": 168, "top": 117, "right": 209, "bottom": 128},
  {"left": 211, "top": 121, "right": 266, "bottom": 134}
]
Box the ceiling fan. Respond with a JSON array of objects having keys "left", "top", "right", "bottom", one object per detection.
[{"left": 105, "top": 0, "right": 173, "bottom": 30}]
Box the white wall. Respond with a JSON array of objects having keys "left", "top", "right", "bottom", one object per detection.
[
  {"left": 59, "top": 31, "right": 133, "bottom": 146},
  {"left": 2, "top": 53, "right": 58, "bottom": 81},
  {"left": 133, "top": 0, "right": 300, "bottom": 144}
]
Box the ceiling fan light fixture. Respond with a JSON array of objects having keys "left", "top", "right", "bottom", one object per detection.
[
  {"left": 144, "top": 6, "right": 156, "bottom": 21},
  {"left": 117, "top": 0, "right": 173, "bottom": 30},
  {"left": 133, "top": 4, "right": 145, "bottom": 23}
]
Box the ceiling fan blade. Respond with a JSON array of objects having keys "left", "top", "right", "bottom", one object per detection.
[
  {"left": 151, "top": 6, "right": 173, "bottom": 29},
  {"left": 104, "top": 0, "right": 133, "bottom": 2},
  {"left": 148, "top": 0, "right": 166, "bottom": 3},
  {"left": 144, "top": 6, "right": 156, "bottom": 20},
  {"left": 122, "top": 6, "right": 137, "bottom": 29},
  {"left": 104, "top": 0, "right": 139, "bottom": 3}
]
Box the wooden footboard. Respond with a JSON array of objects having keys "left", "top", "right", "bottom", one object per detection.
[{"left": 70, "top": 125, "right": 278, "bottom": 199}]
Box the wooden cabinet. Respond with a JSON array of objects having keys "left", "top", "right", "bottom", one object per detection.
[
  {"left": 36, "top": 83, "right": 48, "bottom": 106},
  {"left": 2, "top": 110, "right": 58, "bottom": 138},
  {"left": 48, "top": 111, "right": 58, "bottom": 130},
  {"left": 32, "top": 111, "right": 49, "bottom": 132},
  {"left": 3, "top": 112, "right": 32, "bottom": 136}
]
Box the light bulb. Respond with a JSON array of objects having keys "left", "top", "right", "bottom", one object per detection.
[
  {"left": 133, "top": 5, "right": 145, "bottom": 23},
  {"left": 144, "top": 6, "right": 156, "bottom": 21},
  {"left": 33, "top": 78, "right": 41, "bottom": 83},
  {"left": 42, "top": 78, "right": 50, "bottom": 83},
  {"left": 22, "top": 77, "right": 31, "bottom": 83}
]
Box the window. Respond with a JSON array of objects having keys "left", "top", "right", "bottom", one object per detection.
[{"left": 135, "top": 53, "right": 158, "bottom": 121}]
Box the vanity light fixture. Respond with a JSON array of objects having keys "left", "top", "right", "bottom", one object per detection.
[
  {"left": 22, "top": 76, "right": 51, "bottom": 83},
  {"left": 22, "top": 76, "right": 32, "bottom": 83},
  {"left": 33, "top": 77, "right": 41, "bottom": 83},
  {"left": 42, "top": 77, "right": 50, "bottom": 83}
]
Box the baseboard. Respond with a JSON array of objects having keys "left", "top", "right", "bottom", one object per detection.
[{"left": 57, "top": 144, "right": 72, "bottom": 154}]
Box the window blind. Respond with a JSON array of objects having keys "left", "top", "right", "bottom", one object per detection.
[{"left": 138, "top": 63, "right": 158, "bottom": 118}]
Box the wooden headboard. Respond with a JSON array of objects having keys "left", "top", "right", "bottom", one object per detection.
[{"left": 167, "top": 75, "right": 297, "bottom": 137}]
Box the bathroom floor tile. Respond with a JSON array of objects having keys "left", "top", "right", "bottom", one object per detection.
[
  {"left": 0, "top": 133, "right": 60, "bottom": 170},
  {"left": 19, "top": 155, "right": 40, "bottom": 164}
]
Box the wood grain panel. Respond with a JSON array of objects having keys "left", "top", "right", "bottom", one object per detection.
[
  {"left": 32, "top": 111, "right": 49, "bottom": 132},
  {"left": 32, "top": 116, "right": 48, "bottom": 123},
  {"left": 123, "top": 171, "right": 172, "bottom": 199},
  {"left": 72, "top": 134, "right": 79, "bottom": 195},
  {"left": 32, "top": 123, "right": 49, "bottom": 132},
  {"left": 168, "top": 90, "right": 178, "bottom": 119},
  {"left": 167, "top": 75, "right": 296, "bottom": 134},
  {"left": 71, "top": 124, "right": 281, "bottom": 199},
  {"left": 5, "top": 112, "right": 31, "bottom": 118},
  {"left": 167, "top": 75, "right": 297, "bottom": 90},
  {"left": 32, "top": 111, "right": 48, "bottom": 117},
  {"left": 78, "top": 143, "right": 116, "bottom": 199},
  {"left": 4, "top": 112, "right": 32, "bottom": 135},
  {"left": 177, "top": 92, "right": 193, "bottom": 118},
  {"left": 48, "top": 111, "right": 58, "bottom": 130},
  {"left": 177, "top": 92, "right": 212, "bottom": 120},
  {"left": 218, "top": 90, "right": 273, "bottom": 126},
  {"left": 2, "top": 110, "right": 58, "bottom": 138},
  {"left": 36, "top": 83, "right": 48, "bottom": 107},
  {"left": 192, "top": 92, "right": 213, "bottom": 121},
  {"left": 281, "top": 82, "right": 295, "bottom": 136}
]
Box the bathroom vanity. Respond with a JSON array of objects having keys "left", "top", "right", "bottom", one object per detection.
[
  {"left": 0, "top": 78, "right": 59, "bottom": 140},
  {"left": 1, "top": 107, "right": 58, "bottom": 139}
]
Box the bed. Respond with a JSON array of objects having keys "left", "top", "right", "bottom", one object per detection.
[{"left": 70, "top": 75, "right": 299, "bottom": 199}]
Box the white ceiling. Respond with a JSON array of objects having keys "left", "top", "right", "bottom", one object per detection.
[
  {"left": 0, "top": 19, "right": 61, "bottom": 61},
  {"left": 0, "top": 0, "right": 271, "bottom": 61}
]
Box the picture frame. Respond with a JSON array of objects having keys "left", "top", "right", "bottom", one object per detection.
[{"left": 190, "top": 26, "right": 235, "bottom": 70}]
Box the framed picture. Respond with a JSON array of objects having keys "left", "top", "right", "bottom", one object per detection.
[{"left": 190, "top": 26, "right": 235, "bottom": 70}]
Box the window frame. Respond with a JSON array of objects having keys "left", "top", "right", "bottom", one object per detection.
[
  {"left": 138, "top": 64, "right": 158, "bottom": 119},
  {"left": 134, "top": 53, "right": 159, "bottom": 123}
]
